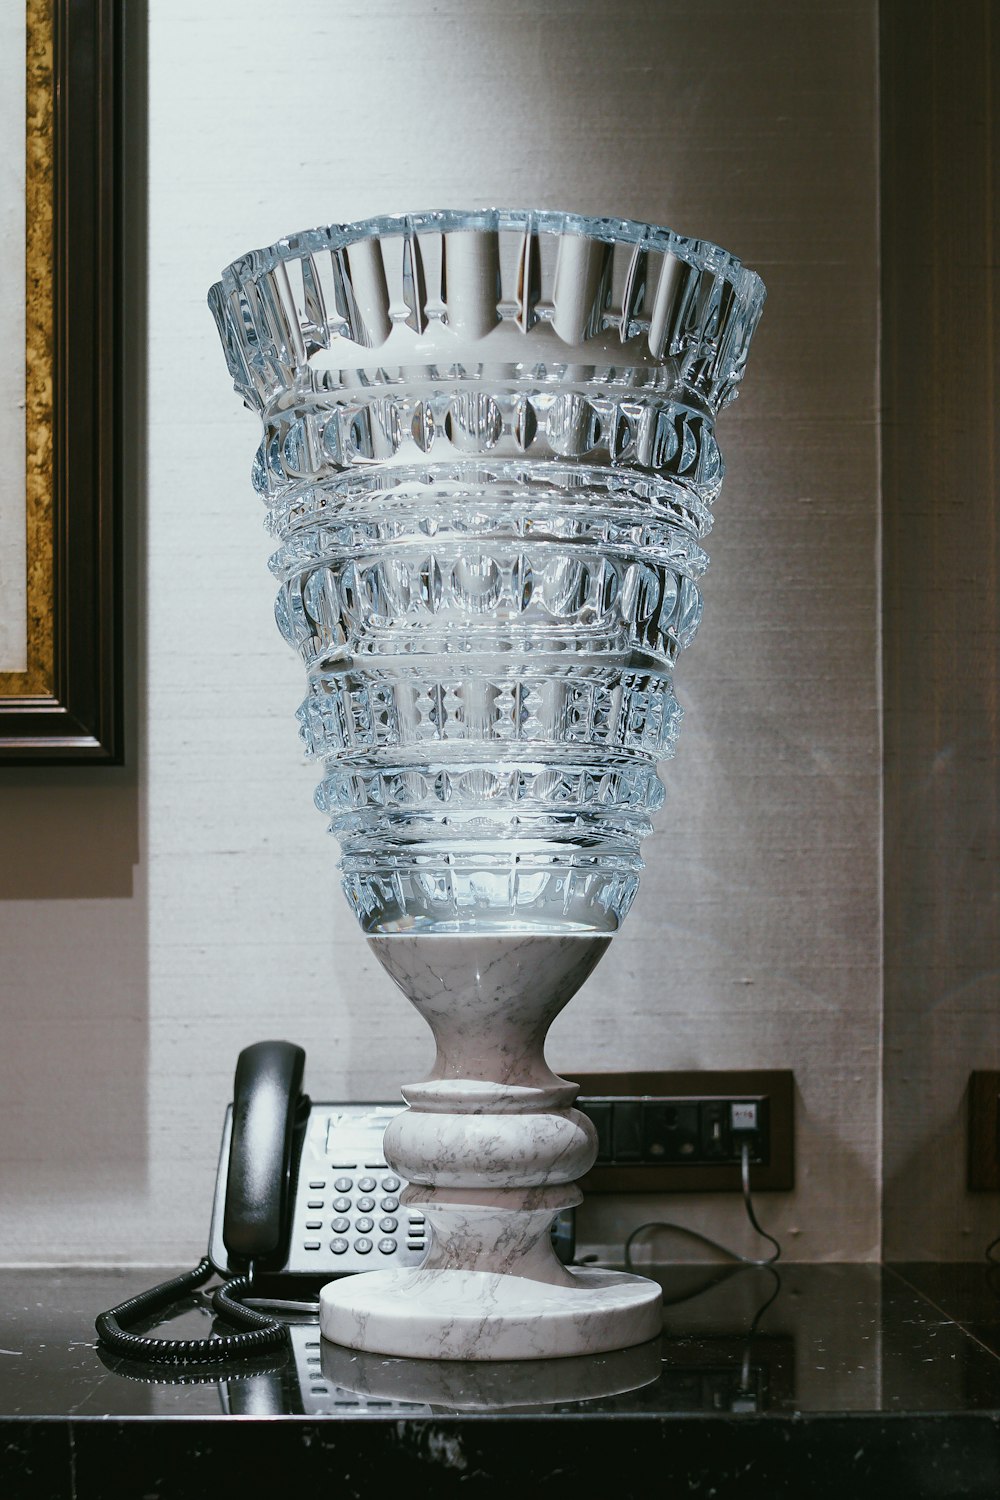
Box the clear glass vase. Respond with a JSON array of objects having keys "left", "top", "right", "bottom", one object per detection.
[
  {"left": 210, "top": 209, "right": 764, "bottom": 938},
  {"left": 210, "top": 209, "right": 764, "bottom": 1362}
]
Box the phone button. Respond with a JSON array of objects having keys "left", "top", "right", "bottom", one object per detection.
[
  {"left": 309, "top": 1180, "right": 326, "bottom": 1190},
  {"left": 304, "top": 1241, "right": 322, "bottom": 1251},
  {"left": 379, "top": 1238, "right": 397, "bottom": 1255},
  {"left": 380, "top": 1195, "right": 399, "bottom": 1213},
  {"left": 333, "top": 1196, "right": 352, "bottom": 1213},
  {"left": 355, "top": 1216, "right": 374, "bottom": 1234},
  {"left": 333, "top": 1176, "right": 354, "bottom": 1192},
  {"left": 331, "top": 1216, "right": 351, "bottom": 1234},
  {"left": 305, "top": 1219, "right": 323, "bottom": 1231},
  {"left": 357, "top": 1177, "right": 377, "bottom": 1193},
  {"left": 354, "top": 1237, "right": 373, "bottom": 1254},
  {"left": 379, "top": 1216, "right": 398, "bottom": 1233},
  {"left": 307, "top": 1199, "right": 324, "bottom": 1210},
  {"left": 330, "top": 1237, "right": 349, "bottom": 1255},
  {"left": 382, "top": 1176, "right": 401, "bottom": 1192},
  {"left": 357, "top": 1196, "right": 376, "bottom": 1213}
]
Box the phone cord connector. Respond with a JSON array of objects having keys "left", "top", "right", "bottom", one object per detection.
[{"left": 95, "top": 1257, "right": 290, "bottom": 1363}]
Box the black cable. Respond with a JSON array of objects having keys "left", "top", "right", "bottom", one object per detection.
[
  {"left": 737, "top": 1139, "right": 782, "bottom": 1263},
  {"left": 622, "top": 1146, "right": 786, "bottom": 1404},
  {"left": 95, "top": 1257, "right": 290, "bottom": 1364},
  {"left": 623, "top": 1141, "right": 782, "bottom": 1270},
  {"left": 986, "top": 1233, "right": 1000, "bottom": 1266},
  {"left": 737, "top": 1263, "right": 783, "bottom": 1394}
]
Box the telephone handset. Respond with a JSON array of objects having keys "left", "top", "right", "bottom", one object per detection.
[
  {"left": 97, "top": 1040, "right": 430, "bottom": 1366},
  {"left": 95, "top": 1040, "right": 317, "bottom": 1364},
  {"left": 207, "top": 1049, "right": 434, "bottom": 1279},
  {"left": 96, "top": 1040, "right": 576, "bottom": 1363},
  {"left": 219, "top": 1040, "right": 310, "bottom": 1269}
]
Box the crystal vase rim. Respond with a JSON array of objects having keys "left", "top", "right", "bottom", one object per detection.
[{"left": 210, "top": 206, "right": 766, "bottom": 309}]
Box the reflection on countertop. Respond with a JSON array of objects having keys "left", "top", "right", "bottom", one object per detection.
[{"left": 3, "top": 1262, "right": 1000, "bottom": 1419}]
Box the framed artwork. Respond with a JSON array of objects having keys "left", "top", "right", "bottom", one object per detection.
[{"left": 0, "top": 0, "right": 122, "bottom": 762}]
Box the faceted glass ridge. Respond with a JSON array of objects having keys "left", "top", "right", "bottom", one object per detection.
[{"left": 209, "top": 208, "right": 765, "bottom": 934}]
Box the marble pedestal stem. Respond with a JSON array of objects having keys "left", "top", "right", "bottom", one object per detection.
[{"left": 318, "top": 934, "right": 664, "bottom": 1361}]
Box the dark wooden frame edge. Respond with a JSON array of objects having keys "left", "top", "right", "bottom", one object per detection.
[{"left": 0, "top": 0, "right": 123, "bottom": 763}]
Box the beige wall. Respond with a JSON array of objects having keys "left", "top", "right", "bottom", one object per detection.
[{"left": 0, "top": 0, "right": 884, "bottom": 1266}]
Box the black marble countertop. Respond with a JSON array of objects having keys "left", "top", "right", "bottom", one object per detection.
[{"left": 3, "top": 1263, "right": 1000, "bottom": 1498}]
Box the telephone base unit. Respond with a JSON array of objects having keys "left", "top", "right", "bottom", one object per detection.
[
  {"left": 207, "top": 1099, "right": 576, "bottom": 1280},
  {"left": 208, "top": 1102, "right": 428, "bottom": 1278}
]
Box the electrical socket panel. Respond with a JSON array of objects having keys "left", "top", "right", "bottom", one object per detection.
[{"left": 571, "top": 1069, "right": 795, "bottom": 1193}]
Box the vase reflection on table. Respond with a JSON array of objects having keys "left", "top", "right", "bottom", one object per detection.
[{"left": 209, "top": 209, "right": 765, "bottom": 1360}]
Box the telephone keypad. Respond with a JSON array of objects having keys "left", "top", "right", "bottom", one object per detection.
[{"left": 225, "top": 1103, "right": 437, "bottom": 1274}]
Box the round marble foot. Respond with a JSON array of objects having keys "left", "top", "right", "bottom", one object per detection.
[{"left": 319, "top": 1266, "right": 663, "bottom": 1361}]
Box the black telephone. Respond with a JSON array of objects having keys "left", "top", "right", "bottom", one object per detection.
[
  {"left": 96, "top": 1040, "right": 574, "bottom": 1363},
  {"left": 208, "top": 1040, "right": 433, "bottom": 1279},
  {"left": 210, "top": 1038, "right": 574, "bottom": 1279}
]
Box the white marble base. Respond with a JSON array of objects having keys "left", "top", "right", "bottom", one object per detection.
[
  {"left": 340, "top": 934, "right": 660, "bottom": 1362},
  {"left": 319, "top": 1265, "right": 663, "bottom": 1361}
]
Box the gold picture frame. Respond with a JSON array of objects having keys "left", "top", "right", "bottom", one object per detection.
[{"left": 0, "top": 0, "right": 122, "bottom": 762}]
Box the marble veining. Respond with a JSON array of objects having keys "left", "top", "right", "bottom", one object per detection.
[
  {"left": 320, "top": 935, "right": 663, "bottom": 1359},
  {"left": 383, "top": 1106, "right": 596, "bottom": 1187},
  {"left": 320, "top": 1265, "right": 664, "bottom": 1362},
  {"left": 373, "top": 932, "right": 611, "bottom": 1096}
]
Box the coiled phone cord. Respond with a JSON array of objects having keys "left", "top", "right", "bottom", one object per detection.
[{"left": 95, "top": 1257, "right": 290, "bottom": 1363}]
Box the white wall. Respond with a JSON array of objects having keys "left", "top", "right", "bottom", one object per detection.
[{"left": 0, "top": 0, "right": 881, "bottom": 1265}]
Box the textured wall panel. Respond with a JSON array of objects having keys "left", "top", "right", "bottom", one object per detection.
[{"left": 0, "top": 0, "right": 881, "bottom": 1265}]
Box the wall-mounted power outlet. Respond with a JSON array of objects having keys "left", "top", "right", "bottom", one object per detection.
[
  {"left": 571, "top": 1069, "right": 794, "bottom": 1192},
  {"left": 967, "top": 1071, "right": 1000, "bottom": 1190}
]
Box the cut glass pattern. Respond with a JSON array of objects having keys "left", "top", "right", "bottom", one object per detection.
[{"left": 209, "top": 209, "right": 765, "bottom": 934}]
